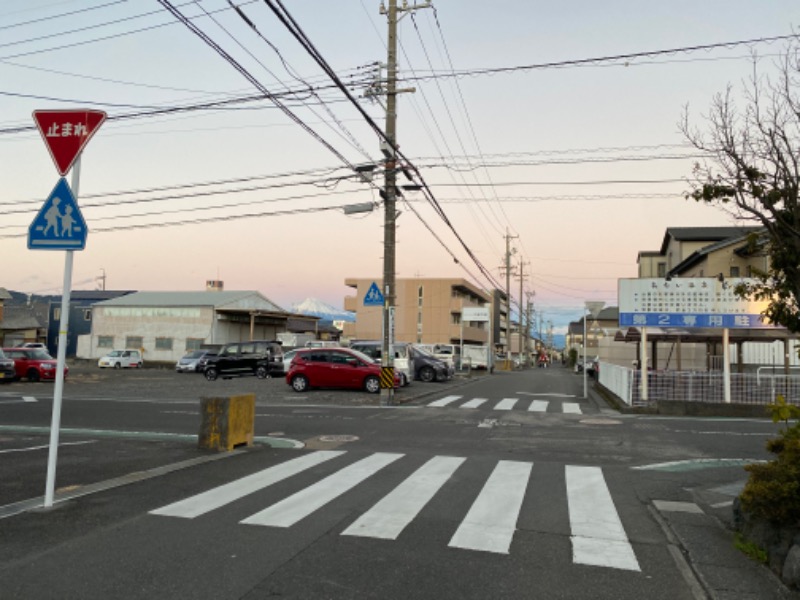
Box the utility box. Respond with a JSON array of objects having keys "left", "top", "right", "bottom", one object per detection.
[{"left": 199, "top": 393, "right": 255, "bottom": 451}]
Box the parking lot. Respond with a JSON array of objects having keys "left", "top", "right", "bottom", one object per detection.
[{"left": 1, "top": 359, "right": 476, "bottom": 406}]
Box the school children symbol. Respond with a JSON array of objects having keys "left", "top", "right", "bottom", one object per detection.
[{"left": 28, "top": 178, "right": 88, "bottom": 250}]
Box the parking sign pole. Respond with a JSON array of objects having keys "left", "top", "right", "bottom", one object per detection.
[{"left": 44, "top": 156, "right": 81, "bottom": 508}]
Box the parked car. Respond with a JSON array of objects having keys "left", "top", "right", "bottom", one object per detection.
[
  {"left": 281, "top": 349, "right": 299, "bottom": 375},
  {"left": 286, "top": 347, "right": 399, "bottom": 393},
  {"left": 98, "top": 349, "right": 144, "bottom": 369},
  {"left": 175, "top": 350, "right": 216, "bottom": 373},
  {"left": 348, "top": 341, "right": 412, "bottom": 386},
  {"left": 3, "top": 347, "right": 68, "bottom": 382},
  {"left": 18, "top": 342, "right": 47, "bottom": 350},
  {"left": 204, "top": 340, "right": 283, "bottom": 381},
  {"left": 0, "top": 348, "right": 16, "bottom": 382},
  {"left": 408, "top": 344, "right": 454, "bottom": 382}
]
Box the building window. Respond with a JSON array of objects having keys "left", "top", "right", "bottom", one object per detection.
[
  {"left": 53, "top": 307, "right": 61, "bottom": 320},
  {"left": 418, "top": 285, "right": 424, "bottom": 307},
  {"left": 186, "top": 338, "right": 204, "bottom": 351},
  {"left": 84, "top": 309, "right": 92, "bottom": 321},
  {"left": 746, "top": 265, "right": 753, "bottom": 277},
  {"left": 730, "top": 266, "right": 740, "bottom": 278},
  {"left": 98, "top": 336, "right": 114, "bottom": 348},
  {"left": 657, "top": 262, "right": 666, "bottom": 278},
  {"left": 126, "top": 336, "right": 143, "bottom": 350},
  {"left": 155, "top": 337, "right": 173, "bottom": 351},
  {"left": 452, "top": 313, "right": 461, "bottom": 325}
]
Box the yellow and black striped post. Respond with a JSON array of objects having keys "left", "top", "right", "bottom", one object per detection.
[{"left": 380, "top": 366, "right": 395, "bottom": 389}]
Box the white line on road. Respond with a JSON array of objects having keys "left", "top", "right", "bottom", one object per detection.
[
  {"left": 518, "top": 392, "right": 577, "bottom": 398},
  {"left": 427, "top": 395, "right": 463, "bottom": 408},
  {"left": 494, "top": 398, "right": 518, "bottom": 410},
  {"left": 566, "top": 465, "right": 640, "bottom": 571},
  {"left": 23, "top": 396, "right": 37, "bottom": 403},
  {"left": 460, "top": 398, "right": 487, "bottom": 409},
  {"left": 528, "top": 400, "right": 549, "bottom": 412},
  {"left": 0, "top": 440, "right": 95, "bottom": 455},
  {"left": 562, "top": 403, "right": 582, "bottom": 414},
  {"left": 449, "top": 460, "right": 532, "bottom": 554},
  {"left": 151, "top": 451, "right": 345, "bottom": 519},
  {"left": 342, "top": 455, "right": 466, "bottom": 540},
  {"left": 241, "top": 452, "right": 403, "bottom": 528}
]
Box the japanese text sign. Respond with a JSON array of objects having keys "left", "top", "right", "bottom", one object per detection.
[
  {"left": 618, "top": 278, "right": 778, "bottom": 329},
  {"left": 33, "top": 110, "right": 107, "bottom": 175}
]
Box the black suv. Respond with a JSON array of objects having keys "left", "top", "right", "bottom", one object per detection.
[{"left": 204, "top": 340, "right": 283, "bottom": 381}]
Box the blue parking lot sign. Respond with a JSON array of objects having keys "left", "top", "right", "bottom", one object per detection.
[
  {"left": 364, "top": 282, "right": 385, "bottom": 306},
  {"left": 28, "top": 178, "right": 88, "bottom": 250}
]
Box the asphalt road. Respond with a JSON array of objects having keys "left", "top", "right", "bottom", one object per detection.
[{"left": 0, "top": 363, "right": 795, "bottom": 599}]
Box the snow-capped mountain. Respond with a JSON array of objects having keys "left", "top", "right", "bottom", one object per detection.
[{"left": 291, "top": 298, "right": 355, "bottom": 322}]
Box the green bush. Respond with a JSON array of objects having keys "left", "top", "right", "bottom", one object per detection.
[
  {"left": 568, "top": 348, "right": 578, "bottom": 368},
  {"left": 739, "top": 396, "right": 800, "bottom": 526}
]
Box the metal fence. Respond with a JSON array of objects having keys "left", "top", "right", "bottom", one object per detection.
[{"left": 598, "top": 362, "right": 800, "bottom": 407}]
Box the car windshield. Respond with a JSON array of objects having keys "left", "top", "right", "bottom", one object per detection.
[
  {"left": 184, "top": 351, "right": 205, "bottom": 359},
  {"left": 107, "top": 351, "right": 123, "bottom": 357},
  {"left": 29, "top": 350, "right": 52, "bottom": 360}
]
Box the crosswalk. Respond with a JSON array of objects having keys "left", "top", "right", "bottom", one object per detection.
[
  {"left": 150, "top": 451, "right": 640, "bottom": 572},
  {"left": 425, "top": 394, "right": 585, "bottom": 414}
]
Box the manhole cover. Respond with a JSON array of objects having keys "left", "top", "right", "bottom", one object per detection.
[
  {"left": 318, "top": 435, "right": 359, "bottom": 443},
  {"left": 580, "top": 418, "right": 622, "bottom": 426}
]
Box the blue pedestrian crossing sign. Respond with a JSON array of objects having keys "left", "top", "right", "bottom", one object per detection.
[
  {"left": 28, "top": 178, "right": 88, "bottom": 250},
  {"left": 364, "top": 282, "right": 385, "bottom": 306}
]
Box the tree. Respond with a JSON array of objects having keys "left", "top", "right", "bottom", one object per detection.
[{"left": 680, "top": 40, "right": 800, "bottom": 332}]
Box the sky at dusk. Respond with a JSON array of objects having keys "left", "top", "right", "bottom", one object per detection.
[{"left": 1, "top": 1, "right": 798, "bottom": 338}]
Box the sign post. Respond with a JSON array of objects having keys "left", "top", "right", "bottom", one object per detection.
[{"left": 30, "top": 109, "right": 105, "bottom": 508}]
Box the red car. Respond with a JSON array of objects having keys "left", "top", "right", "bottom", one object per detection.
[
  {"left": 286, "top": 347, "right": 399, "bottom": 393},
  {"left": 3, "top": 348, "right": 68, "bottom": 382}
]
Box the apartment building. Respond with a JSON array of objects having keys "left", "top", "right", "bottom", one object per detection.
[{"left": 343, "top": 277, "right": 508, "bottom": 349}]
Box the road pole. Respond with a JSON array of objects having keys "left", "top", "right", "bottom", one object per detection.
[
  {"left": 44, "top": 155, "right": 81, "bottom": 508},
  {"left": 379, "top": 0, "right": 399, "bottom": 407}
]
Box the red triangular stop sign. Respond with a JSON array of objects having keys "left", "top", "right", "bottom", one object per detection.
[{"left": 33, "top": 110, "right": 107, "bottom": 176}]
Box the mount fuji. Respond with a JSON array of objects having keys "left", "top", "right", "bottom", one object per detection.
[{"left": 291, "top": 298, "right": 355, "bottom": 322}]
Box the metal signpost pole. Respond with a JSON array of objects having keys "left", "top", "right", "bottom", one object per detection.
[{"left": 44, "top": 156, "right": 81, "bottom": 508}]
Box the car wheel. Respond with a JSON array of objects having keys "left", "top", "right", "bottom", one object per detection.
[
  {"left": 364, "top": 375, "right": 380, "bottom": 394},
  {"left": 256, "top": 365, "right": 270, "bottom": 379},
  {"left": 27, "top": 369, "right": 41, "bottom": 382},
  {"left": 204, "top": 367, "right": 219, "bottom": 381},
  {"left": 291, "top": 375, "right": 309, "bottom": 392},
  {"left": 137, "top": 363, "right": 143, "bottom": 369},
  {"left": 114, "top": 362, "right": 121, "bottom": 369},
  {"left": 419, "top": 366, "right": 435, "bottom": 382},
  {"left": 400, "top": 373, "right": 408, "bottom": 387}
]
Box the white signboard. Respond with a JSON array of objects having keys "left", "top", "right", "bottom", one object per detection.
[
  {"left": 462, "top": 307, "right": 490, "bottom": 322},
  {"left": 618, "top": 278, "right": 776, "bottom": 329}
]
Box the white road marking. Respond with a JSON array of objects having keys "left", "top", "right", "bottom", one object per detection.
[
  {"left": 566, "top": 465, "right": 640, "bottom": 571},
  {"left": 0, "top": 440, "right": 95, "bottom": 455},
  {"left": 23, "top": 396, "right": 37, "bottom": 403},
  {"left": 151, "top": 451, "right": 345, "bottom": 519},
  {"left": 518, "top": 392, "right": 577, "bottom": 398},
  {"left": 460, "top": 398, "right": 487, "bottom": 409},
  {"left": 241, "top": 452, "right": 403, "bottom": 528},
  {"left": 562, "top": 403, "right": 582, "bottom": 414},
  {"left": 528, "top": 400, "right": 549, "bottom": 412},
  {"left": 478, "top": 418, "right": 497, "bottom": 429},
  {"left": 653, "top": 500, "right": 703, "bottom": 514},
  {"left": 494, "top": 398, "right": 518, "bottom": 410},
  {"left": 448, "top": 460, "right": 532, "bottom": 554},
  {"left": 427, "top": 395, "right": 463, "bottom": 408},
  {"left": 342, "top": 455, "right": 465, "bottom": 540}
]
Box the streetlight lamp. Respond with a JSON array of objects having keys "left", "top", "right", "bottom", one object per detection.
[{"left": 583, "top": 301, "right": 605, "bottom": 399}]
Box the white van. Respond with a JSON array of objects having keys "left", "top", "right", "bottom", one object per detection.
[
  {"left": 304, "top": 341, "right": 340, "bottom": 348},
  {"left": 348, "top": 341, "right": 412, "bottom": 386},
  {"left": 98, "top": 349, "right": 143, "bottom": 369}
]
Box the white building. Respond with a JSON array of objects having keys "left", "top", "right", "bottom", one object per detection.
[{"left": 77, "top": 290, "right": 312, "bottom": 363}]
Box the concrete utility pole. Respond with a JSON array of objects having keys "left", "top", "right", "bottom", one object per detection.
[
  {"left": 379, "top": 0, "right": 429, "bottom": 405},
  {"left": 526, "top": 291, "right": 534, "bottom": 364},
  {"left": 502, "top": 229, "right": 518, "bottom": 370},
  {"left": 516, "top": 259, "right": 528, "bottom": 366}
]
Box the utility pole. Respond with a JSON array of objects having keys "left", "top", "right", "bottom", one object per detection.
[
  {"left": 501, "top": 229, "right": 518, "bottom": 370},
  {"left": 378, "top": 0, "right": 429, "bottom": 405},
  {"left": 516, "top": 258, "right": 528, "bottom": 367},
  {"left": 526, "top": 291, "right": 534, "bottom": 365}
]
